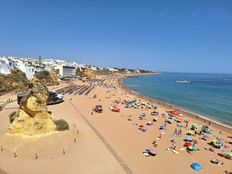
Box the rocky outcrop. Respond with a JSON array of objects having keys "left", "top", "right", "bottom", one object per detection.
[{"left": 8, "top": 83, "right": 57, "bottom": 136}]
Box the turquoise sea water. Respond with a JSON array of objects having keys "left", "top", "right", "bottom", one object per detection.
[{"left": 123, "top": 73, "right": 232, "bottom": 126}]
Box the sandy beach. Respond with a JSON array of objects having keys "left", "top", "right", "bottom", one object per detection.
[{"left": 0, "top": 74, "right": 231, "bottom": 174}]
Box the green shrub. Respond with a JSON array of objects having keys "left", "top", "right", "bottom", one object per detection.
[
  {"left": 54, "top": 119, "right": 69, "bottom": 131},
  {"left": 34, "top": 71, "right": 50, "bottom": 79}
]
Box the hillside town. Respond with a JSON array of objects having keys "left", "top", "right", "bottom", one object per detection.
[{"left": 0, "top": 55, "right": 146, "bottom": 80}]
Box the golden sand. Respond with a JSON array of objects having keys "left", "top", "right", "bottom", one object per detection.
[{"left": 0, "top": 76, "right": 231, "bottom": 174}]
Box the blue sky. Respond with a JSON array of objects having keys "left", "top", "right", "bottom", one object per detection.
[{"left": 0, "top": 0, "right": 232, "bottom": 73}]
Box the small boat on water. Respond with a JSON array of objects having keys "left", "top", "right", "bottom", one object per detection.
[{"left": 176, "top": 80, "right": 191, "bottom": 84}]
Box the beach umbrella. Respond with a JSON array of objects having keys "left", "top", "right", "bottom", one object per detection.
[
  {"left": 188, "top": 146, "right": 197, "bottom": 151},
  {"left": 151, "top": 111, "right": 158, "bottom": 116},
  {"left": 211, "top": 139, "right": 218, "bottom": 143},
  {"left": 193, "top": 123, "right": 200, "bottom": 127},
  {"left": 153, "top": 118, "right": 158, "bottom": 122},
  {"left": 146, "top": 121, "right": 153, "bottom": 126},
  {"left": 215, "top": 141, "right": 224, "bottom": 148},
  {"left": 202, "top": 127, "right": 211, "bottom": 134},
  {"left": 202, "top": 135, "right": 209, "bottom": 140},
  {"left": 192, "top": 123, "right": 200, "bottom": 130},
  {"left": 184, "top": 142, "right": 192, "bottom": 147},
  {"left": 139, "top": 127, "right": 147, "bottom": 132},
  {"left": 210, "top": 158, "right": 222, "bottom": 164},
  {"left": 222, "top": 150, "right": 230, "bottom": 155},
  {"left": 177, "top": 125, "right": 184, "bottom": 128},
  {"left": 139, "top": 116, "right": 144, "bottom": 120},
  {"left": 185, "top": 136, "right": 193, "bottom": 142},
  {"left": 140, "top": 113, "right": 146, "bottom": 117},
  {"left": 159, "top": 125, "right": 165, "bottom": 130},
  {"left": 146, "top": 148, "right": 156, "bottom": 156},
  {"left": 170, "top": 110, "right": 179, "bottom": 115},
  {"left": 229, "top": 152, "right": 232, "bottom": 157},
  {"left": 187, "top": 130, "right": 195, "bottom": 135},
  {"left": 139, "top": 124, "right": 144, "bottom": 128},
  {"left": 191, "top": 163, "right": 201, "bottom": 171},
  {"left": 166, "top": 119, "right": 173, "bottom": 124}
]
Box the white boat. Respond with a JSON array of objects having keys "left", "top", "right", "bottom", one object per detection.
[{"left": 176, "top": 80, "right": 191, "bottom": 84}]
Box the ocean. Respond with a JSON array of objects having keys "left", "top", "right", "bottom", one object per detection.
[{"left": 122, "top": 72, "right": 232, "bottom": 126}]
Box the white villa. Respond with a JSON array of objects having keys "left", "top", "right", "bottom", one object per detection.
[{"left": 0, "top": 57, "right": 11, "bottom": 74}]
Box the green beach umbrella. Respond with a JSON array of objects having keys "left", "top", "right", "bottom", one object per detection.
[
  {"left": 229, "top": 152, "right": 232, "bottom": 157},
  {"left": 188, "top": 146, "right": 197, "bottom": 151},
  {"left": 192, "top": 123, "right": 200, "bottom": 129}
]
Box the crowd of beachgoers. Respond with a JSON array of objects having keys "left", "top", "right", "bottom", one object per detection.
[
  {"left": 96, "top": 75, "right": 232, "bottom": 173},
  {"left": 0, "top": 74, "right": 231, "bottom": 174}
]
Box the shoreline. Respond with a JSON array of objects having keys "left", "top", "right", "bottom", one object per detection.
[
  {"left": 118, "top": 74, "right": 232, "bottom": 134},
  {"left": 1, "top": 75, "right": 232, "bottom": 174}
]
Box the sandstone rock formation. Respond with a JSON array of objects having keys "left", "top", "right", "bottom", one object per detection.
[{"left": 8, "top": 83, "right": 59, "bottom": 136}]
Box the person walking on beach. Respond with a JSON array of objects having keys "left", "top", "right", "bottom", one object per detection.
[
  {"left": 179, "top": 129, "right": 182, "bottom": 135},
  {"left": 174, "top": 128, "right": 177, "bottom": 134},
  {"left": 14, "top": 152, "right": 17, "bottom": 158},
  {"left": 185, "top": 121, "right": 189, "bottom": 128},
  {"left": 152, "top": 140, "right": 157, "bottom": 147},
  {"left": 35, "top": 153, "right": 38, "bottom": 160}
]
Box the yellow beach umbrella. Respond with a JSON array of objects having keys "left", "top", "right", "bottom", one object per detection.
[
  {"left": 152, "top": 116, "right": 158, "bottom": 122},
  {"left": 211, "top": 139, "right": 218, "bottom": 143},
  {"left": 187, "top": 130, "right": 194, "bottom": 135}
]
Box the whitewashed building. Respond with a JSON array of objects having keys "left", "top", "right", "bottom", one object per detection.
[
  {"left": 0, "top": 57, "right": 12, "bottom": 74},
  {"left": 108, "top": 68, "right": 119, "bottom": 72},
  {"left": 55, "top": 64, "right": 76, "bottom": 78}
]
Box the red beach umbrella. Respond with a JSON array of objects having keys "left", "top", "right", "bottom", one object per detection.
[
  {"left": 170, "top": 110, "right": 179, "bottom": 115},
  {"left": 184, "top": 142, "right": 192, "bottom": 147}
]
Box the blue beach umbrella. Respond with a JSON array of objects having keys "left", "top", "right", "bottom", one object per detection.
[
  {"left": 216, "top": 141, "right": 224, "bottom": 147},
  {"left": 185, "top": 136, "right": 193, "bottom": 142},
  {"left": 177, "top": 125, "right": 184, "bottom": 128},
  {"left": 191, "top": 163, "right": 201, "bottom": 171},
  {"left": 151, "top": 111, "right": 158, "bottom": 116}
]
